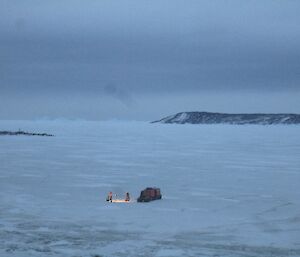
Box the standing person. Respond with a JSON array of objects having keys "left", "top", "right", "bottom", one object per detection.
[
  {"left": 106, "top": 192, "right": 113, "bottom": 202},
  {"left": 125, "top": 192, "right": 130, "bottom": 202}
]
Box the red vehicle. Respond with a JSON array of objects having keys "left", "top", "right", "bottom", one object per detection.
[{"left": 137, "top": 187, "right": 162, "bottom": 202}]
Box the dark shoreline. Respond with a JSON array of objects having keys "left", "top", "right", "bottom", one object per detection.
[{"left": 0, "top": 131, "right": 54, "bottom": 137}]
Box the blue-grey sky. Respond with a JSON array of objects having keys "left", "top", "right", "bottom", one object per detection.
[{"left": 1, "top": 0, "right": 300, "bottom": 120}]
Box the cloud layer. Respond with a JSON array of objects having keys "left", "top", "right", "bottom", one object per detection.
[{"left": 1, "top": 0, "right": 300, "bottom": 119}]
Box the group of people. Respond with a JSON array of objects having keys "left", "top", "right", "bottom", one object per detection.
[{"left": 106, "top": 192, "right": 130, "bottom": 202}]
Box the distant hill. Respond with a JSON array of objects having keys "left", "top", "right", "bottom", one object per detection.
[{"left": 152, "top": 112, "right": 300, "bottom": 125}]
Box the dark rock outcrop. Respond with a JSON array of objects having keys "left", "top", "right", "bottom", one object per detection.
[{"left": 0, "top": 130, "right": 54, "bottom": 136}]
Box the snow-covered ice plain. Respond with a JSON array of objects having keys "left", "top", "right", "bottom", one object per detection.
[{"left": 0, "top": 120, "right": 300, "bottom": 257}]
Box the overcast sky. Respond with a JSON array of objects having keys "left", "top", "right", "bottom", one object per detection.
[{"left": 1, "top": 0, "right": 300, "bottom": 120}]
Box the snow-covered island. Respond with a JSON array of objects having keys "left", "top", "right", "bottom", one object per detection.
[{"left": 152, "top": 112, "right": 300, "bottom": 125}]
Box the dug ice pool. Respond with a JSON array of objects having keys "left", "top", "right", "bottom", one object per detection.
[{"left": 0, "top": 120, "right": 300, "bottom": 257}]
